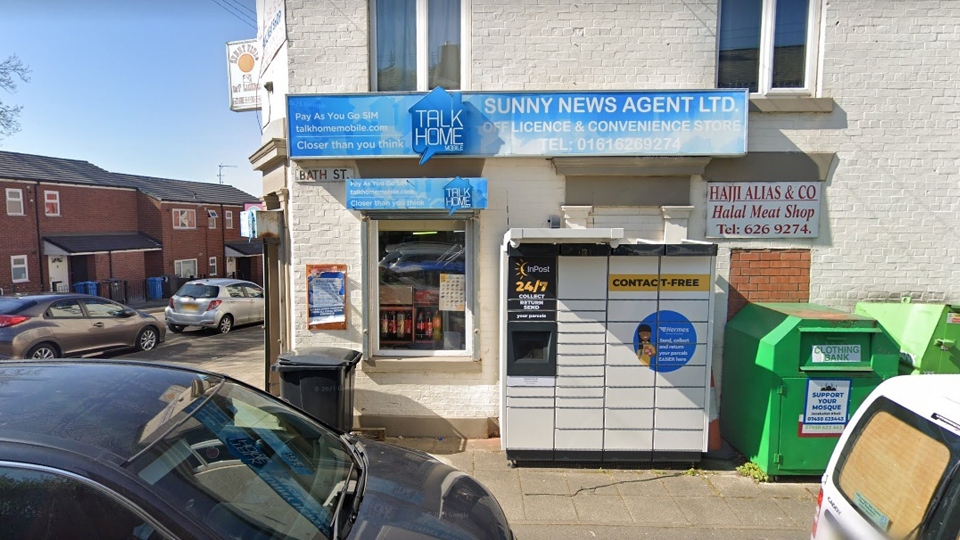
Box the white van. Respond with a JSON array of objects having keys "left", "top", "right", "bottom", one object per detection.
[{"left": 812, "top": 375, "right": 960, "bottom": 540}]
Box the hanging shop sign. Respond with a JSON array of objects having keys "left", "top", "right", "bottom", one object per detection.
[
  {"left": 346, "top": 177, "right": 487, "bottom": 213},
  {"left": 226, "top": 39, "right": 261, "bottom": 112},
  {"left": 306, "top": 264, "right": 347, "bottom": 330},
  {"left": 706, "top": 181, "right": 821, "bottom": 239},
  {"left": 288, "top": 89, "right": 748, "bottom": 162}
]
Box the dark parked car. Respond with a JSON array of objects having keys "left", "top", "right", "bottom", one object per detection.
[
  {"left": 0, "top": 360, "right": 514, "bottom": 539},
  {"left": 165, "top": 278, "right": 264, "bottom": 334},
  {"left": 0, "top": 293, "right": 164, "bottom": 359}
]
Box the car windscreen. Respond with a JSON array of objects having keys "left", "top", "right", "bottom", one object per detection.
[
  {"left": 834, "top": 396, "right": 960, "bottom": 539},
  {"left": 125, "top": 379, "right": 353, "bottom": 540},
  {"left": 0, "top": 297, "right": 37, "bottom": 314},
  {"left": 176, "top": 284, "right": 219, "bottom": 298}
]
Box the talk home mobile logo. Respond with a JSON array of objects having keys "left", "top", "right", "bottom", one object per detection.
[
  {"left": 409, "top": 87, "right": 466, "bottom": 164},
  {"left": 442, "top": 177, "right": 475, "bottom": 214}
]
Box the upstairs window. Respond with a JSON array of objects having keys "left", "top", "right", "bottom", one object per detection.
[
  {"left": 208, "top": 209, "right": 218, "bottom": 229},
  {"left": 173, "top": 209, "right": 196, "bottom": 229},
  {"left": 225, "top": 210, "right": 234, "bottom": 229},
  {"left": 6, "top": 188, "right": 23, "bottom": 216},
  {"left": 44, "top": 190, "right": 60, "bottom": 216},
  {"left": 717, "top": 0, "right": 819, "bottom": 95},
  {"left": 371, "top": 0, "right": 468, "bottom": 91}
]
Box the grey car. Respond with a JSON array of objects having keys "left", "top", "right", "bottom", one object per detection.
[
  {"left": 165, "top": 278, "right": 264, "bottom": 334},
  {"left": 0, "top": 293, "right": 165, "bottom": 359}
]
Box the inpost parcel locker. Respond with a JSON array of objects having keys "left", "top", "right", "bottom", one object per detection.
[{"left": 500, "top": 228, "right": 717, "bottom": 463}]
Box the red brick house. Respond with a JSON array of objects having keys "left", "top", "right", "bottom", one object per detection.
[{"left": 0, "top": 151, "right": 261, "bottom": 303}]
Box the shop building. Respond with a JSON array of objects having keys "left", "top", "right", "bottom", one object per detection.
[{"left": 249, "top": 1, "right": 960, "bottom": 438}]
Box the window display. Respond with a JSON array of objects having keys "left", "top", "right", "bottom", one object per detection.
[{"left": 377, "top": 222, "right": 466, "bottom": 352}]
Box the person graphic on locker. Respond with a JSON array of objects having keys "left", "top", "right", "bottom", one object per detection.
[{"left": 636, "top": 324, "right": 657, "bottom": 366}]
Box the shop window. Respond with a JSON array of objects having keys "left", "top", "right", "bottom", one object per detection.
[
  {"left": 225, "top": 210, "right": 234, "bottom": 229},
  {"left": 173, "top": 209, "right": 196, "bottom": 229},
  {"left": 373, "top": 219, "right": 472, "bottom": 356},
  {"left": 44, "top": 190, "right": 60, "bottom": 216},
  {"left": 11, "top": 255, "right": 28, "bottom": 283},
  {"left": 370, "top": 0, "right": 469, "bottom": 91},
  {"left": 209, "top": 256, "right": 218, "bottom": 276},
  {"left": 717, "top": 0, "right": 820, "bottom": 95},
  {"left": 6, "top": 188, "right": 23, "bottom": 216},
  {"left": 208, "top": 209, "right": 218, "bottom": 229},
  {"left": 174, "top": 259, "right": 197, "bottom": 278}
]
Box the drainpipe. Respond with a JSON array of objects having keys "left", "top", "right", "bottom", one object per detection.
[
  {"left": 221, "top": 203, "right": 226, "bottom": 277},
  {"left": 32, "top": 182, "right": 46, "bottom": 292}
]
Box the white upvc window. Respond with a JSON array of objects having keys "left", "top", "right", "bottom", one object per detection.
[
  {"left": 225, "top": 210, "right": 234, "bottom": 229},
  {"left": 173, "top": 209, "right": 196, "bottom": 229},
  {"left": 44, "top": 190, "right": 60, "bottom": 216},
  {"left": 208, "top": 209, "right": 218, "bottom": 229},
  {"left": 368, "top": 218, "right": 474, "bottom": 357},
  {"left": 11, "top": 255, "right": 28, "bottom": 283},
  {"left": 717, "top": 0, "right": 821, "bottom": 96},
  {"left": 370, "top": 0, "right": 471, "bottom": 92},
  {"left": 6, "top": 188, "right": 23, "bottom": 216},
  {"left": 209, "top": 256, "right": 218, "bottom": 276},
  {"left": 174, "top": 259, "right": 198, "bottom": 278}
]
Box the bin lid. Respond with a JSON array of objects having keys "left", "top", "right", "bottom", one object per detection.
[{"left": 276, "top": 347, "right": 362, "bottom": 367}]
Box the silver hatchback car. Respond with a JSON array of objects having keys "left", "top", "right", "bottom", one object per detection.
[{"left": 164, "top": 278, "right": 264, "bottom": 334}]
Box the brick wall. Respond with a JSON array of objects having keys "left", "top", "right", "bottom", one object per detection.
[
  {"left": 38, "top": 183, "right": 138, "bottom": 233},
  {"left": 727, "top": 249, "right": 811, "bottom": 320},
  {"left": 0, "top": 182, "right": 40, "bottom": 291},
  {"left": 137, "top": 193, "right": 163, "bottom": 242},
  {"left": 160, "top": 202, "right": 207, "bottom": 274}
]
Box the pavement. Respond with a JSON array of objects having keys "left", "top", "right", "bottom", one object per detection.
[{"left": 125, "top": 307, "right": 819, "bottom": 539}]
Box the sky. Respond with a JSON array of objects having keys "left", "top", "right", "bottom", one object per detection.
[{"left": 0, "top": 0, "right": 264, "bottom": 198}]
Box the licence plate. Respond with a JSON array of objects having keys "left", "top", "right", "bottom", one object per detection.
[{"left": 181, "top": 304, "right": 199, "bottom": 313}]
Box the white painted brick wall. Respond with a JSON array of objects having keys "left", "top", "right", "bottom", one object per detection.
[{"left": 277, "top": 0, "right": 960, "bottom": 420}]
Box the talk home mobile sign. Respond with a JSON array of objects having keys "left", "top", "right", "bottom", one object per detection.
[
  {"left": 346, "top": 177, "right": 487, "bottom": 213},
  {"left": 287, "top": 89, "right": 748, "bottom": 162},
  {"left": 706, "top": 181, "right": 821, "bottom": 239}
]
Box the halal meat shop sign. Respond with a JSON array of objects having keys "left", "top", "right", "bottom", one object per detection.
[{"left": 706, "top": 181, "right": 821, "bottom": 239}]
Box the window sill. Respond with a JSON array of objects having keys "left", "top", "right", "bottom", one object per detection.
[
  {"left": 749, "top": 97, "right": 835, "bottom": 113},
  {"left": 362, "top": 356, "right": 481, "bottom": 373}
]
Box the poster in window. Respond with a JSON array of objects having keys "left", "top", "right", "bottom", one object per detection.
[
  {"left": 306, "top": 264, "right": 347, "bottom": 330},
  {"left": 439, "top": 273, "right": 465, "bottom": 312}
]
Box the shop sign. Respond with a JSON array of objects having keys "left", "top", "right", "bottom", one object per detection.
[
  {"left": 346, "top": 177, "right": 487, "bottom": 213},
  {"left": 706, "top": 181, "right": 821, "bottom": 239},
  {"left": 257, "top": 0, "right": 286, "bottom": 75},
  {"left": 288, "top": 89, "right": 748, "bottom": 162},
  {"left": 226, "top": 39, "right": 261, "bottom": 112}
]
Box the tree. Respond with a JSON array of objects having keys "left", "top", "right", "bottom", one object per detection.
[{"left": 0, "top": 55, "right": 31, "bottom": 139}]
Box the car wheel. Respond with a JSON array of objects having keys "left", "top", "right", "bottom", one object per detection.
[
  {"left": 136, "top": 327, "right": 159, "bottom": 351},
  {"left": 216, "top": 315, "right": 234, "bottom": 334},
  {"left": 168, "top": 324, "right": 185, "bottom": 334},
  {"left": 26, "top": 342, "right": 59, "bottom": 359}
]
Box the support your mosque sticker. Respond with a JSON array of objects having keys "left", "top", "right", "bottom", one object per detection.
[{"left": 632, "top": 311, "right": 697, "bottom": 372}]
